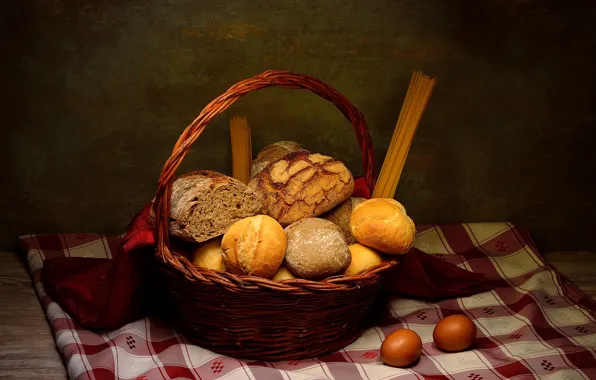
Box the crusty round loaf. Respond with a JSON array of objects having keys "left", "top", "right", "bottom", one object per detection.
[
  {"left": 167, "top": 170, "right": 264, "bottom": 243},
  {"left": 284, "top": 218, "right": 351, "bottom": 280},
  {"left": 344, "top": 243, "right": 384, "bottom": 276},
  {"left": 323, "top": 197, "right": 365, "bottom": 244},
  {"left": 250, "top": 141, "right": 303, "bottom": 179},
  {"left": 191, "top": 237, "right": 225, "bottom": 272},
  {"left": 221, "top": 215, "right": 287, "bottom": 278},
  {"left": 350, "top": 198, "right": 416, "bottom": 255},
  {"left": 248, "top": 151, "right": 354, "bottom": 226}
]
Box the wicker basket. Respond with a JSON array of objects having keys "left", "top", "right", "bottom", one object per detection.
[{"left": 153, "top": 70, "right": 399, "bottom": 361}]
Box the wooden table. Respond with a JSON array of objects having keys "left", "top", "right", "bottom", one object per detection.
[{"left": 1, "top": 250, "right": 595, "bottom": 380}]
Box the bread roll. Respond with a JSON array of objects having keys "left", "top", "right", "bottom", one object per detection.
[
  {"left": 248, "top": 151, "right": 354, "bottom": 226},
  {"left": 350, "top": 198, "right": 416, "bottom": 255},
  {"left": 272, "top": 265, "right": 297, "bottom": 281},
  {"left": 250, "top": 141, "right": 303, "bottom": 179},
  {"left": 165, "top": 170, "right": 263, "bottom": 243},
  {"left": 221, "top": 215, "right": 287, "bottom": 278},
  {"left": 220, "top": 217, "right": 253, "bottom": 275},
  {"left": 344, "top": 243, "right": 384, "bottom": 275},
  {"left": 191, "top": 237, "right": 225, "bottom": 271},
  {"left": 323, "top": 197, "right": 365, "bottom": 244},
  {"left": 284, "top": 218, "right": 351, "bottom": 280}
]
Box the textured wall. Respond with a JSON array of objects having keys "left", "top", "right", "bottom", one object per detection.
[{"left": 3, "top": 0, "right": 596, "bottom": 251}]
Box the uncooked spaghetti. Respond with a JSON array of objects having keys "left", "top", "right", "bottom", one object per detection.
[
  {"left": 229, "top": 115, "right": 252, "bottom": 184},
  {"left": 372, "top": 71, "right": 437, "bottom": 199}
]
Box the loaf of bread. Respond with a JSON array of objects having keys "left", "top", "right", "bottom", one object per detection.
[
  {"left": 250, "top": 141, "right": 303, "bottom": 179},
  {"left": 284, "top": 218, "right": 351, "bottom": 280},
  {"left": 166, "top": 170, "right": 263, "bottom": 243},
  {"left": 248, "top": 151, "right": 354, "bottom": 226},
  {"left": 350, "top": 198, "right": 416, "bottom": 255},
  {"left": 191, "top": 237, "right": 225, "bottom": 271},
  {"left": 344, "top": 243, "right": 384, "bottom": 275},
  {"left": 221, "top": 215, "right": 287, "bottom": 278},
  {"left": 323, "top": 197, "right": 365, "bottom": 244}
]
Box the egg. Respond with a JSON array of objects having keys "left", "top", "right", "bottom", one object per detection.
[
  {"left": 380, "top": 329, "right": 422, "bottom": 367},
  {"left": 433, "top": 314, "right": 477, "bottom": 352}
]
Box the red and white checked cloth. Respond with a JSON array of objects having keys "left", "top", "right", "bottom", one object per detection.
[{"left": 20, "top": 223, "right": 596, "bottom": 380}]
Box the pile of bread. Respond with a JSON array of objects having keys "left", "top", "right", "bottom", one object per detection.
[{"left": 165, "top": 141, "right": 416, "bottom": 281}]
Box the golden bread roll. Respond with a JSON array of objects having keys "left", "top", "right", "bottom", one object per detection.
[
  {"left": 272, "top": 265, "right": 297, "bottom": 281},
  {"left": 350, "top": 198, "right": 416, "bottom": 255},
  {"left": 344, "top": 243, "right": 384, "bottom": 275},
  {"left": 191, "top": 237, "right": 225, "bottom": 271},
  {"left": 250, "top": 141, "right": 303, "bottom": 179},
  {"left": 221, "top": 215, "right": 287, "bottom": 278},
  {"left": 323, "top": 197, "right": 365, "bottom": 244},
  {"left": 221, "top": 217, "right": 253, "bottom": 275},
  {"left": 248, "top": 151, "right": 354, "bottom": 226},
  {"left": 284, "top": 218, "right": 351, "bottom": 280}
]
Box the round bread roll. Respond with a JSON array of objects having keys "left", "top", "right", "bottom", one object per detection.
[
  {"left": 323, "top": 197, "right": 365, "bottom": 244},
  {"left": 272, "top": 265, "right": 297, "bottom": 281},
  {"left": 191, "top": 237, "right": 225, "bottom": 271},
  {"left": 221, "top": 215, "right": 287, "bottom": 278},
  {"left": 284, "top": 218, "right": 351, "bottom": 280},
  {"left": 350, "top": 198, "right": 416, "bottom": 255},
  {"left": 221, "top": 217, "right": 253, "bottom": 275},
  {"left": 344, "top": 243, "right": 384, "bottom": 275}
]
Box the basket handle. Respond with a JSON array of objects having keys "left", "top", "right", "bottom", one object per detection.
[{"left": 154, "top": 70, "right": 375, "bottom": 252}]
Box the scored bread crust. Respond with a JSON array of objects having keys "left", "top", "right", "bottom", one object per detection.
[
  {"left": 221, "top": 215, "right": 287, "bottom": 278},
  {"left": 248, "top": 150, "right": 354, "bottom": 226},
  {"left": 250, "top": 141, "right": 303, "bottom": 179},
  {"left": 168, "top": 170, "right": 264, "bottom": 243},
  {"left": 349, "top": 198, "right": 416, "bottom": 255}
]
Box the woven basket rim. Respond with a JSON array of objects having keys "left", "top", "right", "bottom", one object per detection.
[{"left": 159, "top": 246, "right": 400, "bottom": 292}]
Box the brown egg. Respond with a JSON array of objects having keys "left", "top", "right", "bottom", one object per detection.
[
  {"left": 380, "top": 329, "right": 422, "bottom": 367},
  {"left": 433, "top": 314, "right": 477, "bottom": 352}
]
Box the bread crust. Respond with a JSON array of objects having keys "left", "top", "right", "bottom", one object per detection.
[
  {"left": 248, "top": 151, "right": 354, "bottom": 226},
  {"left": 221, "top": 217, "right": 253, "bottom": 275},
  {"left": 250, "top": 141, "right": 302, "bottom": 179},
  {"left": 284, "top": 218, "right": 351, "bottom": 280},
  {"left": 349, "top": 198, "right": 416, "bottom": 255},
  {"left": 221, "top": 215, "right": 286, "bottom": 278}
]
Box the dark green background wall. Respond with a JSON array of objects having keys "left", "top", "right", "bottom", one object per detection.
[{"left": 4, "top": 0, "right": 596, "bottom": 251}]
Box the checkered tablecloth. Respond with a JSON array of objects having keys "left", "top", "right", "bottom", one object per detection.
[{"left": 19, "top": 223, "right": 596, "bottom": 380}]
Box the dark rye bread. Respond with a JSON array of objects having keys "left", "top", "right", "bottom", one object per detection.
[
  {"left": 166, "top": 170, "right": 264, "bottom": 243},
  {"left": 247, "top": 150, "right": 354, "bottom": 226}
]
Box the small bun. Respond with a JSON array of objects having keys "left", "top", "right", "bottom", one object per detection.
[
  {"left": 284, "top": 218, "right": 351, "bottom": 280},
  {"left": 344, "top": 243, "right": 384, "bottom": 275},
  {"left": 272, "top": 265, "right": 297, "bottom": 281},
  {"left": 350, "top": 198, "right": 416, "bottom": 255},
  {"left": 191, "top": 237, "right": 225, "bottom": 271},
  {"left": 221, "top": 215, "right": 287, "bottom": 278},
  {"left": 221, "top": 217, "right": 253, "bottom": 275}
]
